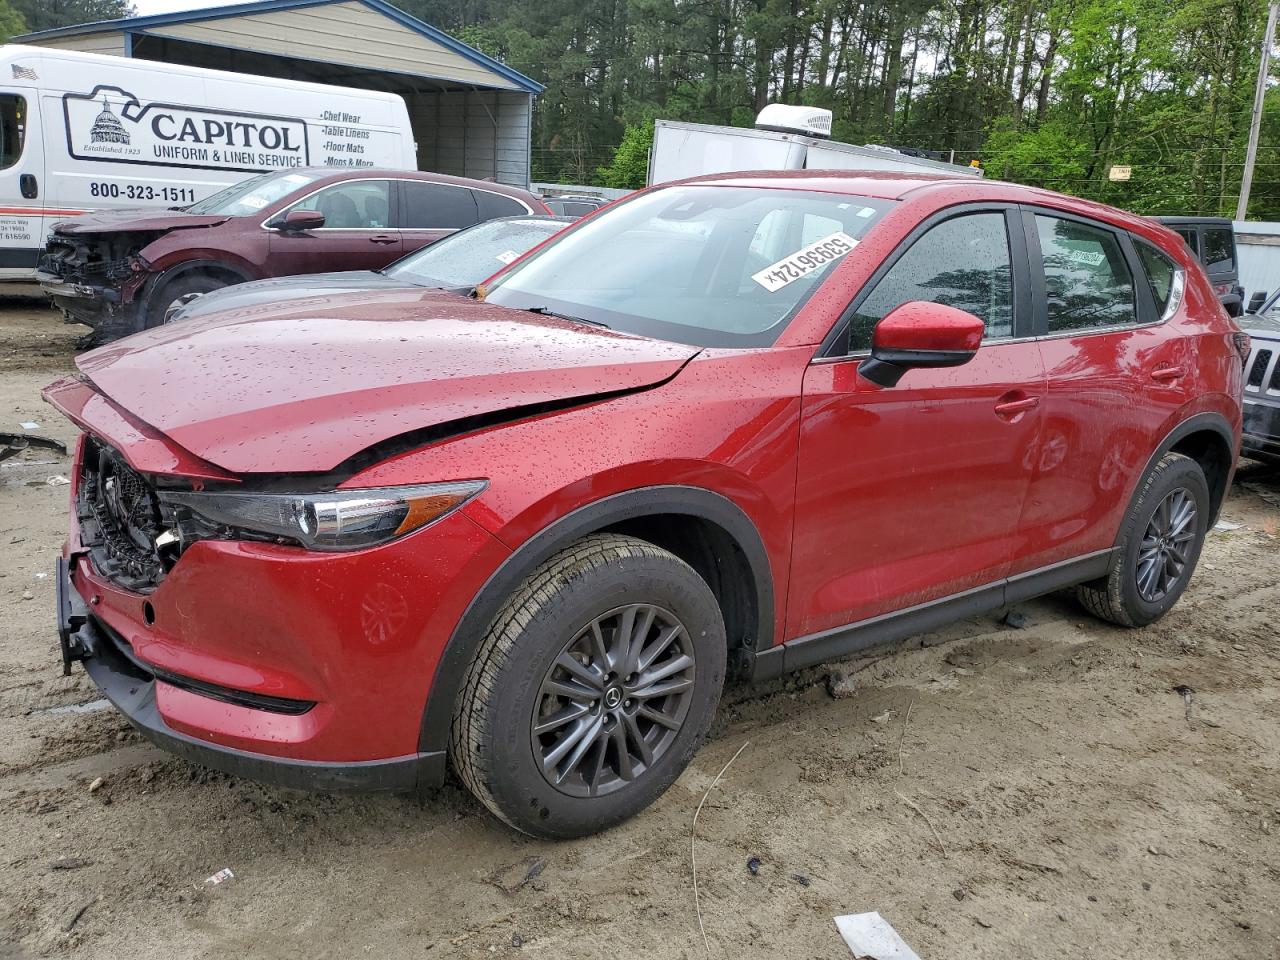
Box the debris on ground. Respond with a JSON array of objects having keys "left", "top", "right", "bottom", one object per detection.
[
  {"left": 0, "top": 430, "right": 65, "bottom": 464},
  {"left": 49, "top": 857, "right": 93, "bottom": 871},
  {"left": 46, "top": 475, "right": 70, "bottom": 486},
  {"left": 833, "top": 912, "right": 922, "bottom": 960},
  {"left": 87, "top": 777, "right": 105, "bottom": 794},
  {"left": 1173, "top": 684, "right": 1195, "bottom": 723},
  {"left": 1214, "top": 520, "right": 1243, "bottom": 531},
  {"left": 826, "top": 670, "right": 858, "bottom": 699},
  {"left": 1001, "top": 609, "right": 1027, "bottom": 629},
  {"left": 747, "top": 856, "right": 762, "bottom": 876},
  {"left": 488, "top": 857, "right": 546, "bottom": 894},
  {"left": 791, "top": 873, "right": 811, "bottom": 887},
  {"left": 204, "top": 868, "right": 234, "bottom": 885},
  {"left": 62, "top": 896, "right": 97, "bottom": 933}
]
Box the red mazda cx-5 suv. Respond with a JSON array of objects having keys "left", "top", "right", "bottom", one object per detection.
[{"left": 46, "top": 172, "right": 1243, "bottom": 838}]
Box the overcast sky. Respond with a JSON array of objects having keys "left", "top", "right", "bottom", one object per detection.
[{"left": 131, "top": 0, "right": 240, "bottom": 16}]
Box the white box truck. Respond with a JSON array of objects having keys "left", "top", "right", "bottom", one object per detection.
[
  {"left": 648, "top": 104, "right": 982, "bottom": 186},
  {"left": 0, "top": 44, "right": 416, "bottom": 281}
]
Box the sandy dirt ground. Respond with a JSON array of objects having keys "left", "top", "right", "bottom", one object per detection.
[{"left": 1, "top": 303, "right": 1278, "bottom": 960}]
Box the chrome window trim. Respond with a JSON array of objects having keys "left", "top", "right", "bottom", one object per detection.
[{"left": 258, "top": 177, "right": 534, "bottom": 232}]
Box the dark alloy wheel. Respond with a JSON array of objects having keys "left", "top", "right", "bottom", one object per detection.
[
  {"left": 532, "top": 603, "right": 696, "bottom": 798},
  {"left": 1078, "top": 452, "right": 1210, "bottom": 627},
  {"left": 1134, "top": 487, "right": 1197, "bottom": 602},
  {"left": 452, "top": 534, "right": 726, "bottom": 839}
]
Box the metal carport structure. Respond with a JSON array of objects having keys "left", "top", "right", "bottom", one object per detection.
[{"left": 16, "top": 0, "right": 542, "bottom": 187}]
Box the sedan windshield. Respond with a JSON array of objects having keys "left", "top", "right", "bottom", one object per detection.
[
  {"left": 384, "top": 217, "right": 566, "bottom": 287},
  {"left": 483, "top": 185, "right": 892, "bottom": 347},
  {"left": 186, "top": 170, "right": 326, "bottom": 217}
]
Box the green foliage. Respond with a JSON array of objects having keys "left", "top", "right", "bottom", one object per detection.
[
  {"left": 11, "top": 0, "right": 132, "bottom": 33},
  {"left": 596, "top": 121, "right": 653, "bottom": 188},
  {"left": 0, "top": 0, "right": 25, "bottom": 42}
]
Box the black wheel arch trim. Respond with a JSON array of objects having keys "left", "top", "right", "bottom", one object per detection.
[
  {"left": 1135, "top": 411, "right": 1237, "bottom": 528},
  {"left": 140, "top": 259, "right": 255, "bottom": 315},
  {"left": 416, "top": 484, "right": 776, "bottom": 764}
]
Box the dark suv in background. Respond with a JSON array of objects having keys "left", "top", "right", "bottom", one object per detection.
[
  {"left": 38, "top": 168, "right": 549, "bottom": 342},
  {"left": 1156, "top": 216, "right": 1242, "bottom": 316}
]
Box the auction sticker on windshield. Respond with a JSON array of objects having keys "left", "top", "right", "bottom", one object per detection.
[{"left": 752, "top": 232, "right": 859, "bottom": 293}]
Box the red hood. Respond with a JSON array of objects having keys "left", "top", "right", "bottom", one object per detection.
[
  {"left": 52, "top": 207, "right": 231, "bottom": 235},
  {"left": 73, "top": 289, "right": 699, "bottom": 475}
]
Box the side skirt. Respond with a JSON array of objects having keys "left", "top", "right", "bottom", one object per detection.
[{"left": 751, "top": 549, "right": 1116, "bottom": 680}]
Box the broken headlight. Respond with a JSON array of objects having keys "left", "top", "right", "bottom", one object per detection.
[{"left": 158, "top": 480, "right": 486, "bottom": 552}]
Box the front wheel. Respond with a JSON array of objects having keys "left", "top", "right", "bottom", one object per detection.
[
  {"left": 145, "top": 272, "right": 228, "bottom": 330},
  {"left": 1078, "top": 452, "right": 1210, "bottom": 627},
  {"left": 451, "top": 534, "right": 726, "bottom": 838}
]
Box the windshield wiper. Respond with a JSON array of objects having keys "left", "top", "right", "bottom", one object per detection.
[{"left": 525, "top": 305, "right": 610, "bottom": 329}]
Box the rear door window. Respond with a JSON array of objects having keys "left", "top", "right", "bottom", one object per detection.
[
  {"left": 402, "top": 181, "right": 479, "bottom": 229},
  {"left": 1135, "top": 242, "right": 1179, "bottom": 317},
  {"left": 475, "top": 190, "right": 529, "bottom": 220},
  {"left": 1035, "top": 215, "right": 1137, "bottom": 332},
  {"left": 1174, "top": 229, "right": 1199, "bottom": 256},
  {"left": 1203, "top": 228, "right": 1235, "bottom": 270}
]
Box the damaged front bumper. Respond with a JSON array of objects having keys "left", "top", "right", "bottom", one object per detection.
[{"left": 55, "top": 555, "right": 440, "bottom": 793}]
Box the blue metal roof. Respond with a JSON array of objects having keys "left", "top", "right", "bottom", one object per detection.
[{"left": 14, "top": 0, "right": 543, "bottom": 94}]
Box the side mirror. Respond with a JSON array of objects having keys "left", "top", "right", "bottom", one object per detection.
[
  {"left": 858, "top": 300, "right": 985, "bottom": 388},
  {"left": 1247, "top": 291, "right": 1267, "bottom": 314},
  {"left": 273, "top": 210, "right": 325, "bottom": 232}
]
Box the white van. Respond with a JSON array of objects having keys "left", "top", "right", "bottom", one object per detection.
[{"left": 0, "top": 44, "right": 415, "bottom": 281}]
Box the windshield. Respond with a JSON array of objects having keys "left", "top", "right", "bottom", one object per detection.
[
  {"left": 185, "top": 170, "right": 326, "bottom": 216},
  {"left": 483, "top": 185, "right": 892, "bottom": 347},
  {"left": 384, "top": 218, "right": 566, "bottom": 287}
]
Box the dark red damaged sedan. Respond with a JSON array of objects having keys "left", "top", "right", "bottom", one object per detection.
[{"left": 46, "top": 172, "right": 1243, "bottom": 838}]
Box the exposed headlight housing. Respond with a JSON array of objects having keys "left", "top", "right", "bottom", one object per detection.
[{"left": 158, "top": 480, "right": 486, "bottom": 552}]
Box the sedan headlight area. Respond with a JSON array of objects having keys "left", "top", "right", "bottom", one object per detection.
[{"left": 159, "top": 480, "right": 486, "bottom": 551}]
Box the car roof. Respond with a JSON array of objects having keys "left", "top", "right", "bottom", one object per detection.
[
  {"left": 286, "top": 166, "right": 543, "bottom": 200},
  {"left": 669, "top": 169, "right": 1171, "bottom": 239}
]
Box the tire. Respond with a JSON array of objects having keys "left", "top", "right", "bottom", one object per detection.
[
  {"left": 144, "top": 272, "right": 228, "bottom": 330},
  {"left": 451, "top": 533, "right": 727, "bottom": 839},
  {"left": 1078, "top": 452, "right": 1210, "bottom": 627}
]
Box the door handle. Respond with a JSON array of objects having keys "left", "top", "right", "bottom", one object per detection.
[
  {"left": 19, "top": 173, "right": 36, "bottom": 199},
  {"left": 369, "top": 235, "right": 397, "bottom": 245},
  {"left": 994, "top": 395, "right": 1041, "bottom": 419},
  {"left": 1150, "top": 365, "right": 1185, "bottom": 382}
]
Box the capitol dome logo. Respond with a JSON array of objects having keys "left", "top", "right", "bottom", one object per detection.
[{"left": 89, "top": 96, "right": 130, "bottom": 145}]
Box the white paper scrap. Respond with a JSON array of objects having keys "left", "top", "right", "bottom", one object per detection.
[
  {"left": 834, "top": 912, "right": 921, "bottom": 960},
  {"left": 495, "top": 249, "right": 520, "bottom": 265},
  {"left": 19, "top": 421, "right": 38, "bottom": 430},
  {"left": 205, "top": 868, "right": 234, "bottom": 885}
]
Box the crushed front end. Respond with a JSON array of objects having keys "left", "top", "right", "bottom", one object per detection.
[{"left": 38, "top": 228, "right": 157, "bottom": 336}]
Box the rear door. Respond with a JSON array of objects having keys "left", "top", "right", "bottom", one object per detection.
[
  {"left": 1017, "top": 209, "right": 1191, "bottom": 572},
  {"left": 397, "top": 180, "right": 479, "bottom": 256},
  {"left": 0, "top": 89, "right": 46, "bottom": 277}
]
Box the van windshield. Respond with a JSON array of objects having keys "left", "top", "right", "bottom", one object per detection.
[
  {"left": 185, "top": 170, "right": 326, "bottom": 217},
  {"left": 483, "top": 185, "right": 891, "bottom": 347}
]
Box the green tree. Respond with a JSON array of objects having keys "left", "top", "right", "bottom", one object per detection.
[
  {"left": 10, "top": 0, "right": 132, "bottom": 33},
  {"left": 0, "top": 0, "right": 25, "bottom": 42}
]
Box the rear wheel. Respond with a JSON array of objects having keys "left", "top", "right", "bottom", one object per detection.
[
  {"left": 1078, "top": 452, "right": 1210, "bottom": 627},
  {"left": 451, "top": 534, "right": 726, "bottom": 838}
]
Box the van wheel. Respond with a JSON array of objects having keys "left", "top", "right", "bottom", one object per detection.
[
  {"left": 145, "top": 273, "right": 227, "bottom": 329},
  {"left": 1078, "top": 453, "right": 1210, "bottom": 627},
  {"left": 451, "top": 534, "right": 726, "bottom": 839}
]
